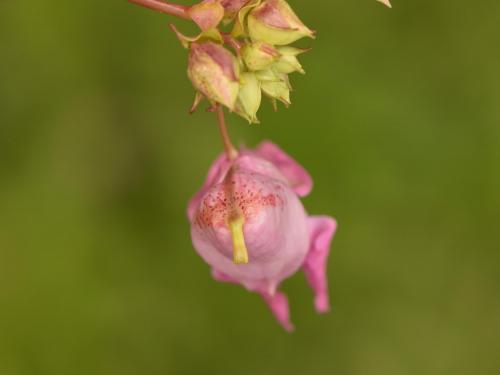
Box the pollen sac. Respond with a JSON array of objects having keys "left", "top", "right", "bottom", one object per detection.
[
  {"left": 247, "top": 0, "right": 315, "bottom": 45},
  {"left": 241, "top": 41, "right": 280, "bottom": 71},
  {"left": 188, "top": 0, "right": 225, "bottom": 31},
  {"left": 188, "top": 42, "right": 240, "bottom": 110}
]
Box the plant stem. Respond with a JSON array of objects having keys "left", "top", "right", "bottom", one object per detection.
[
  {"left": 216, "top": 105, "right": 238, "bottom": 160},
  {"left": 128, "top": 0, "right": 190, "bottom": 19}
]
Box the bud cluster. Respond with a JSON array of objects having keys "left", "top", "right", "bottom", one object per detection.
[{"left": 175, "top": 0, "right": 314, "bottom": 123}]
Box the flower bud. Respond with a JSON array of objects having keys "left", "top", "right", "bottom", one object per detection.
[
  {"left": 255, "top": 69, "right": 291, "bottom": 106},
  {"left": 188, "top": 0, "right": 225, "bottom": 31},
  {"left": 230, "top": 0, "right": 261, "bottom": 38},
  {"left": 235, "top": 72, "right": 262, "bottom": 123},
  {"left": 241, "top": 41, "right": 280, "bottom": 71},
  {"left": 273, "top": 55, "right": 304, "bottom": 74},
  {"left": 221, "top": 0, "right": 250, "bottom": 18},
  {"left": 188, "top": 42, "right": 240, "bottom": 110},
  {"left": 261, "top": 80, "right": 290, "bottom": 106},
  {"left": 247, "top": 0, "right": 315, "bottom": 45}
]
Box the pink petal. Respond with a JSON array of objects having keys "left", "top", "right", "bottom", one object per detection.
[
  {"left": 254, "top": 141, "right": 313, "bottom": 197},
  {"left": 187, "top": 154, "right": 230, "bottom": 221},
  {"left": 211, "top": 268, "right": 239, "bottom": 284},
  {"left": 260, "top": 290, "right": 294, "bottom": 332},
  {"left": 303, "top": 216, "right": 337, "bottom": 313},
  {"left": 212, "top": 268, "right": 294, "bottom": 331}
]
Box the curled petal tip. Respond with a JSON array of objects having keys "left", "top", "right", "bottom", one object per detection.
[
  {"left": 315, "top": 294, "right": 330, "bottom": 314},
  {"left": 284, "top": 322, "right": 295, "bottom": 333}
]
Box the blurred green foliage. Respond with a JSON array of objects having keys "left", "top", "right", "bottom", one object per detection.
[{"left": 1, "top": 1, "right": 499, "bottom": 374}]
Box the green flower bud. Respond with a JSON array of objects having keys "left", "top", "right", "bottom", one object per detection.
[
  {"left": 235, "top": 72, "right": 262, "bottom": 123},
  {"left": 276, "top": 46, "right": 311, "bottom": 57},
  {"left": 273, "top": 46, "right": 310, "bottom": 74},
  {"left": 261, "top": 81, "right": 290, "bottom": 107},
  {"left": 254, "top": 67, "right": 291, "bottom": 107},
  {"left": 188, "top": 42, "right": 240, "bottom": 110},
  {"left": 255, "top": 68, "right": 288, "bottom": 82},
  {"left": 273, "top": 54, "right": 304, "bottom": 74},
  {"left": 241, "top": 42, "right": 280, "bottom": 71},
  {"left": 247, "top": 0, "right": 315, "bottom": 45}
]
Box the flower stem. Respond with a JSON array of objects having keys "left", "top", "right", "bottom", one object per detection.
[
  {"left": 128, "top": 0, "right": 190, "bottom": 19},
  {"left": 216, "top": 105, "right": 238, "bottom": 160}
]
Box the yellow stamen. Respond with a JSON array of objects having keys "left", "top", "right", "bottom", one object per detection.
[{"left": 228, "top": 215, "right": 249, "bottom": 264}]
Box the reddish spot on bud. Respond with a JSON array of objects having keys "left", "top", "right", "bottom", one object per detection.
[
  {"left": 221, "top": 0, "right": 250, "bottom": 17},
  {"left": 188, "top": 42, "right": 240, "bottom": 109},
  {"left": 251, "top": 1, "right": 290, "bottom": 29},
  {"left": 188, "top": 0, "right": 225, "bottom": 31}
]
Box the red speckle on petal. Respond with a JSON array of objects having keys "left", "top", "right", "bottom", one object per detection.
[{"left": 195, "top": 173, "right": 284, "bottom": 228}]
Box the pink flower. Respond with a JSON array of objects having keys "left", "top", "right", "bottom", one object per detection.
[{"left": 188, "top": 141, "right": 337, "bottom": 331}]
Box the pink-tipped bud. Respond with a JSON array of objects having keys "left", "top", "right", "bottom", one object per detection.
[
  {"left": 221, "top": 0, "right": 250, "bottom": 18},
  {"left": 247, "top": 0, "right": 315, "bottom": 45},
  {"left": 241, "top": 41, "right": 280, "bottom": 71},
  {"left": 188, "top": 42, "right": 240, "bottom": 110},
  {"left": 188, "top": 0, "right": 225, "bottom": 31}
]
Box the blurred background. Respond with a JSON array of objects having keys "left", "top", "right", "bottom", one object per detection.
[{"left": 1, "top": 1, "right": 499, "bottom": 374}]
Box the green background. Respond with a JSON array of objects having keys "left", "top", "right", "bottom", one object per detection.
[{"left": 1, "top": 1, "right": 499, "bottom": 374}]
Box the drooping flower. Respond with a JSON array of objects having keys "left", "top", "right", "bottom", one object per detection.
[{"left": 188, "top": 141, "right": 337, "bottom": 331}]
